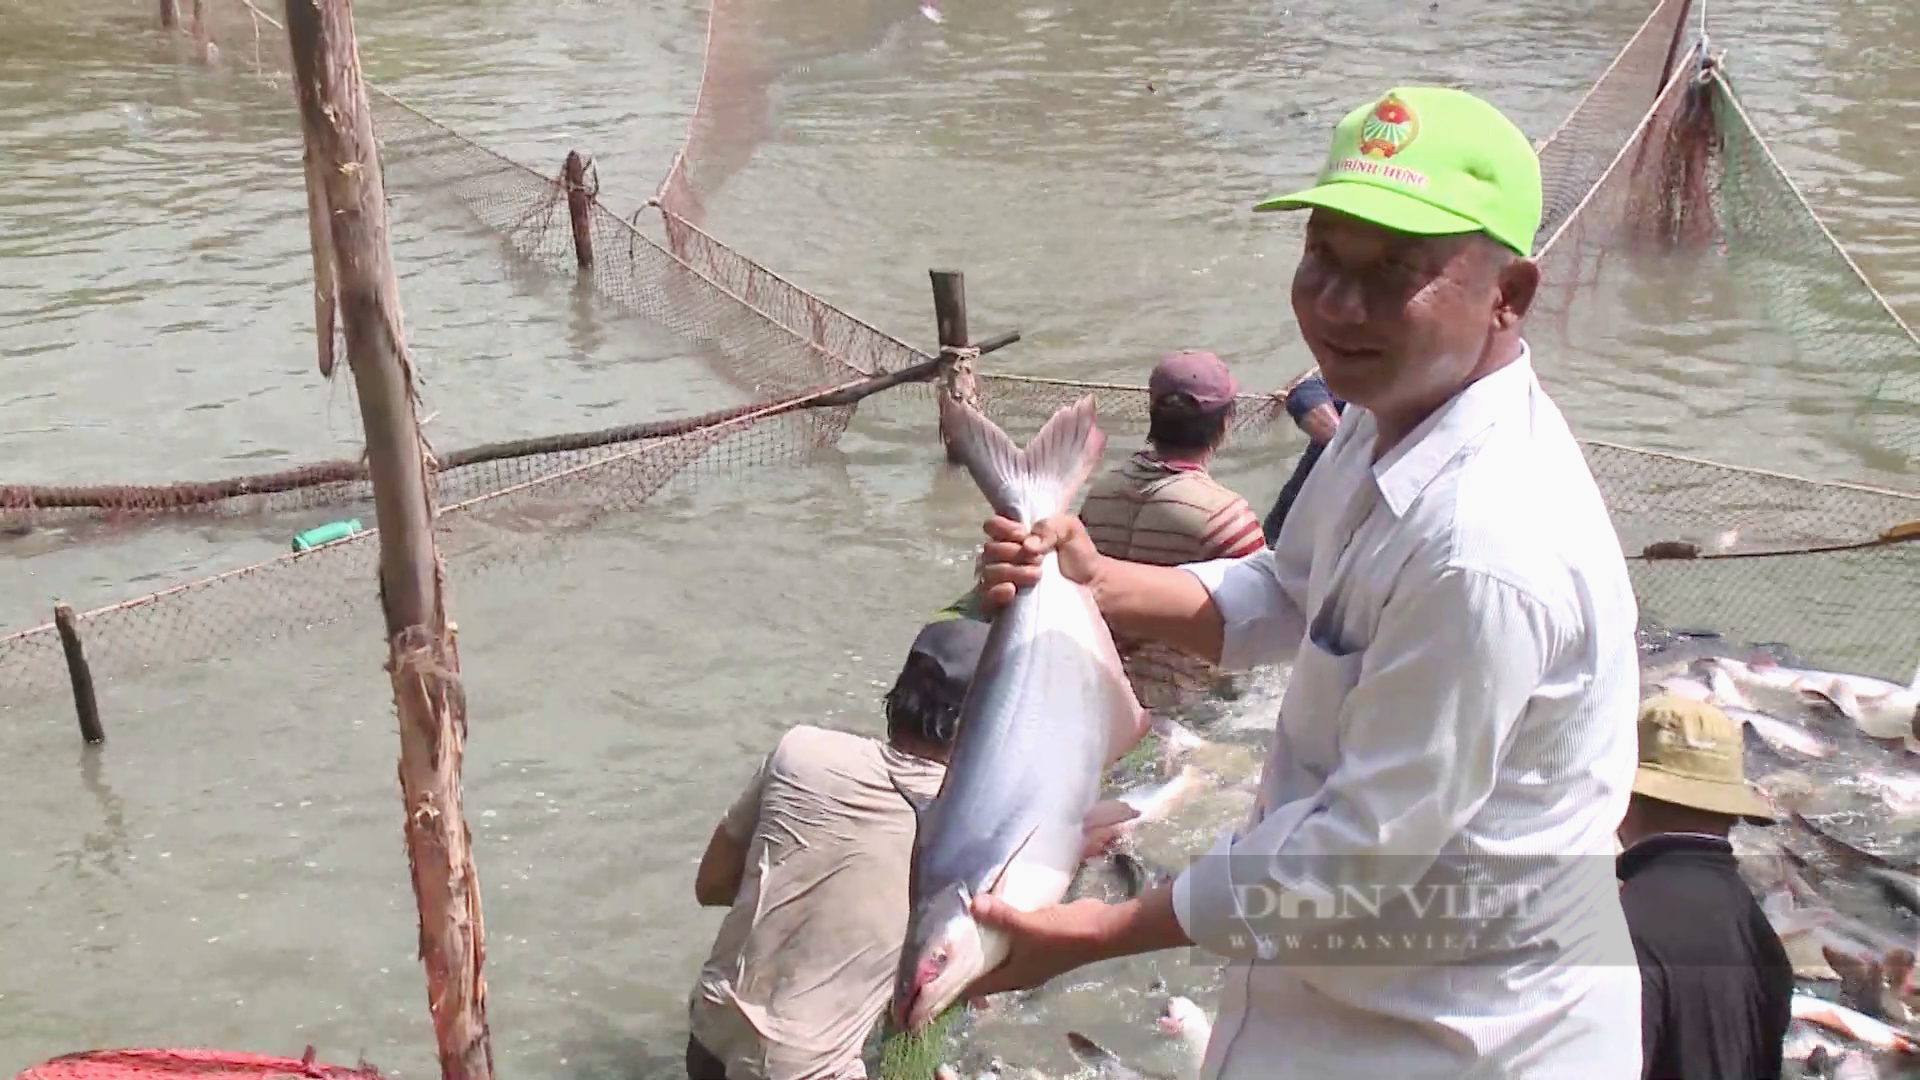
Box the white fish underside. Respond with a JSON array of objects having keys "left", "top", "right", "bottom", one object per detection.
[{"left": 921, "top": 554, "right": 1139, "bottom": 917}]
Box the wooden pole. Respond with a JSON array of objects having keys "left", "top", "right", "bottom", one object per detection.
[
  {"left": 563, "top": 151, "right": 594, "bottom": 270},
  {"left": 52, "top": 603, "right": 105, "bottom": 746},
  {"left": 930, "top": 270, "right": 978, "bottom": 465},
  {"left": 159, "top": 0, "right": 178, "bottom": 28},
  {"left": 284, "top": 4, "right": 493, "bottom": 1080}
]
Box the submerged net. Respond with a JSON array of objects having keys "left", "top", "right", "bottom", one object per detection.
[{"left": 2, "top": 0, "right": 1917, "bottom": 705}]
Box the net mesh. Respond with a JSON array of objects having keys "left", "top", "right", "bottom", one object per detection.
[
  {"left": 15, "top": 1048, "right": 387, "bottom": 1080},
  {"left": 2, "top": 0, "right": 1917, "bottom": 706}
]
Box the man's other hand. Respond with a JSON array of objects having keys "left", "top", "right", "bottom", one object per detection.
[
  {"left": 962, "top": 895, "right": 1115, "bottom": 1000},
  {"left": 976, "top": 514, "right": 1103, "bottom": 616},
  {"left": 1300, "top": 402, "right": 1342, "bottom": 445},
  {"left": 1081, "top": 799, "right": 1142, "bottom": 861}
]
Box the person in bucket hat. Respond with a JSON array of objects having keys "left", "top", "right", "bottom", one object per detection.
[
  {"left": 1615, "top": 695, "right": 1793, "bottom": 1080},
  {"left": 960, "top": 85, "right": 1646, "bottom": 1080}
]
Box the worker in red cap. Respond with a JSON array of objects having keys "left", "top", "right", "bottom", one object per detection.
[
  {"left": 1077, "top": 349, "right": 1266, "bottom": 709},
  {"left": 1079, "top": 349, "right": 1266, "bottom": 567},
  {"left": 938, "top": 351, "right": 1264, "bottom": 665}
]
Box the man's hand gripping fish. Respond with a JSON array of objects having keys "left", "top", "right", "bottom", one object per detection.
[{"left": 892, "top": 395, "right": 1151, "bottom": 1032}]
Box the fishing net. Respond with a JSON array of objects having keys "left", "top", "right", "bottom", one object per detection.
[
  {"left": 15, "top": 1048, "right": 387, "bottom": 1080},
  {"left": 2, "top": 0, "right": 1917, "bottom": 711},
  {"left": 1523, "top": 42, "right": 1920, "bottom": 682}
]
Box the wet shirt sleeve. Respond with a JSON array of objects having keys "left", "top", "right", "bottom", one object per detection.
[
  {"left": 719, "top": 751, "right": 774, "bottom": 842},
  {"left": 1171, "top": 564, "right": 1566, "bottom": 958},
  {"left": 1180, "top": 544, "right": 1309, "bottom": 672}
]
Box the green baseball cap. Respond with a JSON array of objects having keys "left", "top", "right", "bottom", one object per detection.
[{"left": 1253, "top": 86, "right": 1542, "bottom": 257}]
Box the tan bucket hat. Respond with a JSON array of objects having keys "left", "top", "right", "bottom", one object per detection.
[{"left": 1632, "top": 695, "right": 1777, "bottom": 824}]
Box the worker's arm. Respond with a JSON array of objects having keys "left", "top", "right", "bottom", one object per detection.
[
  {"left": 1176, "top": 561, "right": 1566, "bottom": 962},
  {"left": 978, "top": 516, "right": 1307, "bottom": 667},
  {"left": 694, "top": 753, "right": 771, "bottom": 907}
]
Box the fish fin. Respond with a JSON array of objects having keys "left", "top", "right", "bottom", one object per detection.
[
  {"left": 1065, "top": 1033, "right": 1119, "bottom": 1068},
  {"left": 1806, "top": 681, "right": 1864, "bottom": 724},
  {"left": 984, "top": 824, "right": 1041, "bottom": 899},
  {"left": 1707, "top": 665, "right": 1756, "bottom": 712},
  {"left": 938, "top": 393, "right": 1105, "bottom": 525}
]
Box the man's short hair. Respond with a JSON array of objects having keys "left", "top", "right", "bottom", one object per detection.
[
  {"left": 1148, "top": 396, "right": 1233, "bottom": 455},
  {"left": 883, "top": 618, "right": 989, "bottom": 749}
]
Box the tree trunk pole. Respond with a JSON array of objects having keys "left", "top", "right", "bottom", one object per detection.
[
  {"left": 53, "top": 603, "right": 105, "bottom": 746},
  {"left": 563, "top": 151, "right": 594, "bottom": 270},
  {"left": 929, "top": 270, "right": 977, "bottom": 465},
  {"left": 284, "top": 3, "right": 493, "bottom": 1080},
  {"left": 160, "top": 0, "right": 177, "bottom": 29}
]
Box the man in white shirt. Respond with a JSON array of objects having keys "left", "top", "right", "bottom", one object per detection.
[{"left": 956, "top": 87, "right": 1644, "bottom": 1078}]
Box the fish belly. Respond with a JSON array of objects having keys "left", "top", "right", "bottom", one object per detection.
[{"left": 923, "top": 561, "right": 1148, "bottom": 940}]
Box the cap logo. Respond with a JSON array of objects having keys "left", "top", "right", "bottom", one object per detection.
[
  {"left": 1357, "top": 93, "right": 1420, "bottom": 160},
  {"left": 1326, "top": 156, "right": 1429, "bottom": 188}
]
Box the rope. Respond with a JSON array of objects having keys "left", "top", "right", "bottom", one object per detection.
[
  {"left": 977, "top": 371, "right": 1281, "bottom": 407},
  {"left": 1710, "top": 67, "right": 1920, "bottom": 348},
  {"left": 1635, "top": 522, "right": 1920, "bottom": 562},
  {"left": 1534, "top": 44, "right": 1702, "bottom": 259},
  {"left": 1529, "top": 0, "right": 1688, "bottom": 153},
  {"left": 1696, "top": 0, "right": 1709, "bottom": 74}
]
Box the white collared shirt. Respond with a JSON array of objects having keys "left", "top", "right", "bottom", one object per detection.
[{"left": 1171, "top": 344, "right": 1645, "bottom": 1079}]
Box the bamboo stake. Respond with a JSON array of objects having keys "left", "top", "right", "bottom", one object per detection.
[
  {"left": 563, "top": 151, "right": 594, "bottom": 270},
  {"left": 283, "top": 3, "right": 493, "bottom": 1080},
  {"left": 53, "top": 603, "right": 105, "bottom": 745},
  {"left": 930, "top": 270, "right": 977, "bottom": 465}
]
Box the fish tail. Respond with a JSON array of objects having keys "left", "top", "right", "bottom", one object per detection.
[{"left": 939, "top": 394, "right": 1105, "bottom": 525}]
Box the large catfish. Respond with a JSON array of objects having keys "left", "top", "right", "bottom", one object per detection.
[{"left": 892, "top": 394, "right": 1150, "bottom": 1032}]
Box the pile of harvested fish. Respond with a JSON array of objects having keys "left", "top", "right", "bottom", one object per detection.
[{"left": 1643, "top": 634, "right": 1919, "bottom": 1079}]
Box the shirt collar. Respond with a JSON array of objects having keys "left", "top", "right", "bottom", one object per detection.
[
  {"left": 1134, "top": 449, "right": 1208, "bottom": 474},
  {"left": 1364, "top": 340, "right": 1536, "bottom": 518},
  {"left": 1615, "top": 832, "right": 1736, "bottom": 881}
]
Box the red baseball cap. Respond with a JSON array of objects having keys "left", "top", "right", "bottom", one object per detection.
[{"left": 1149, "top": 350, "right": 1238, "bottom": 411}]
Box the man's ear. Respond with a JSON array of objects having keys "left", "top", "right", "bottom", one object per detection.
[{"left": 1496, "top": 257, "right": 1541, "bottom": 329}]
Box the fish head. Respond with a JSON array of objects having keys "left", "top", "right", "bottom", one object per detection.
[{"left": 894, "top": 882, "right": 987, "bottom": 1032}]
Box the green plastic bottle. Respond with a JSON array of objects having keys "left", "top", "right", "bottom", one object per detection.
[{"left": 292, "top": 519, "right": 364, "bottom": 552}]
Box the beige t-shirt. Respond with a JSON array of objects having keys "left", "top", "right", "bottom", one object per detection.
[
  {"left": 1080, "top": 452, "right": 1264, "bottom": 710},
  {"left": 1080, "top": 451, "right": 1266, "bottom": 568},
  {"left": 689, "top": 725, "right": 946, "bottom": 1080}
]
